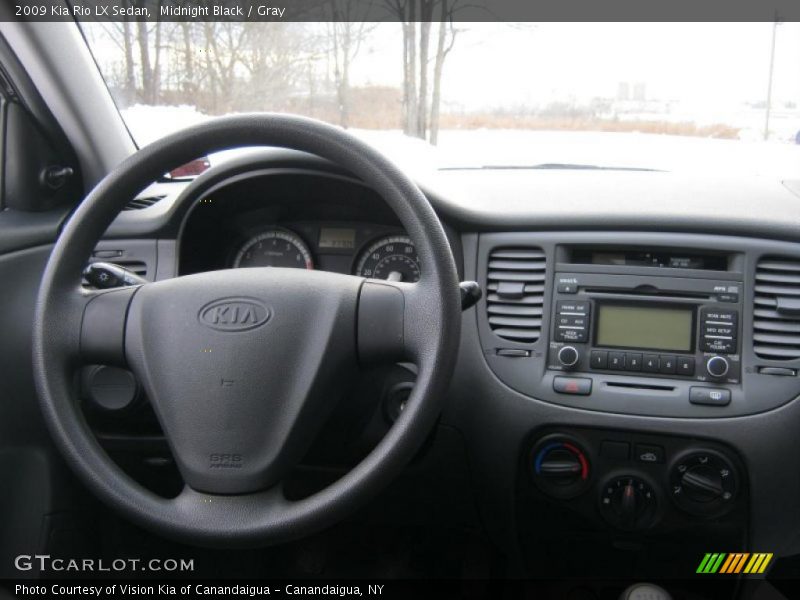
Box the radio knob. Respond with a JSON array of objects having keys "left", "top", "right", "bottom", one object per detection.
[
  {"left": 558, "top": 346, "right": 580, "bottom": 369},
  {"left": 706, "top": 356, "right": 729, "bottom": 378}
]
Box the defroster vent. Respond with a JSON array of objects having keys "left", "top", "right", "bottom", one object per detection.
[
  {"left": 754, "top": 256, "right": 800, "bottom": 360},
  {"left": 486, "top": 247, "right": 547, "bottom": 342},
  {"left": 123, "top": 195, "right": 166, "bottom": 211}
]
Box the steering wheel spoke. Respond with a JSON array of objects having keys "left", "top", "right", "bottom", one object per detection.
[
  {"left": 356, "top": 278, "right": 442, "bottom": 365},
  {"left": 78, "top": 285, "right": 140, "bottom": 366}
]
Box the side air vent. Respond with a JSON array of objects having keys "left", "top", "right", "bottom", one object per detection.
[
  {"left": 123, "top": 195, "right": 166, "bottom": 211},
  {"left": 486, "top": 247, "right": 547, "bottom": 342},
  {"left": 754, "top": 257, "right": 800, "bottom": 360},
  {"left": 81, "top": 261, "right": 148, "bottom": 288}
]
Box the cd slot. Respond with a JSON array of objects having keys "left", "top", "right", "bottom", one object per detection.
[
  {"left": 604, "top": 381, "right": 676, "bottom": 392},
  {"left": 584, "top": 287, "right": 711, "bottom": 301}
]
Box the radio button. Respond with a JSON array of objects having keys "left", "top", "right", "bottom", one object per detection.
[
  {"left": 643, "top": 355, "right": 660, "bottom": 373},
  {"left": 659, "top": 355, "right": 677, "bottom": 374},
  {"left": 701, "top": 338, "right": 736, "bottom": 354},
  {"left": 703, "top": 325, "right": 735, "bottom": 337},
  {"left": 557, "top": 315, "right": 589, "bottom": 328},
  {"left": 626, "top": 353, "right": 642, "bottom": 371},
  {"left": 590, "top": 350, "right": 608, "bottom": 369},
  {"left": 608, "top": 352, "right": 626, "bottom": 370},
  {"left": 677, "top": 357, "right": 695, "bottom": 375},
  {"left": 557, "top": 283, "right": 577, "bottom": 294},
  {"left": 701, "top": 308, "right": 738, "bottom": 324},
  {"left": 556, "top": 328, "right": 588, "bottom": 343},
  {"left": 557, "top": 300, "right": 589, "bottom": 315}
]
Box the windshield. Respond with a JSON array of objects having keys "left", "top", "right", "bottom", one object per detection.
[{"left": 81, "top": 22, "right": 800, "bottom": 176}]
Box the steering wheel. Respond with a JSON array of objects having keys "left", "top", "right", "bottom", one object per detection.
[{"left": 32, "top": 115, "right": 461, "bottom": 547}]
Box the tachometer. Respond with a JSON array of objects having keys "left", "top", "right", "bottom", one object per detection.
[
  {"left": 233, "top": 229, "right": 314, "bottom": 270},
  {"left": 355, "top": 235, "right": 420, "bottom": 282}
]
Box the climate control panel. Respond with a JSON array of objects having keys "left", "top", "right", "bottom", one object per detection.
[{"left": 523, "top": 427, "right": 745, "bottom": 533}]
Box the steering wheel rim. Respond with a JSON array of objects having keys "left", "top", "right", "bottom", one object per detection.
[{"left": 32, "top": 114, "right": 461, "bottom": 547}]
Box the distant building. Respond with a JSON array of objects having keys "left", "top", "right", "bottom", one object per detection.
[
  {"left": 633, "top": 82, "right": 647, "bottom": 101},
  {"left": 617, "top": 82, "right": 629, "bottom": 101}
]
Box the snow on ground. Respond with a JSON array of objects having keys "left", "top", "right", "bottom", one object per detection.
[
  {"left": 121, "top": 105, "right": 800, "bottom": 180},
  {"left": 121, "top": 105, "right": 211, "bottom": 146}
]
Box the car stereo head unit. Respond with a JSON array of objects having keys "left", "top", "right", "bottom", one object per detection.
[{"left": 548, "top": 271, "right": 741, "bottom": 385}]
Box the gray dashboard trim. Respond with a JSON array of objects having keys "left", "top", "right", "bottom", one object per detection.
[{"left": 420, "top": 170, "right": 800, "bottom": 243}]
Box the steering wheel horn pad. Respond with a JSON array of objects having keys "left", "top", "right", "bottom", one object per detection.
[
  {"left": 32, "top": 114, "right": 460, "bottom": 546},
  {"left": 126, "top": 268, "right": 362, "bottom": 495}
]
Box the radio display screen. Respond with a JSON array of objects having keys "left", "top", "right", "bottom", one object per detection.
[{"left": 595, "top": 304, "right": 694, "bottom": 352}]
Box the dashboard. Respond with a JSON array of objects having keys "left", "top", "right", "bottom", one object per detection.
[{"left": 84, "top": 149, "right": 800, "bottom": 579}]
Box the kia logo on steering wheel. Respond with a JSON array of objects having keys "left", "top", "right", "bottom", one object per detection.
[{"left": 198, "top": 298, "right": 271, "bottom": 332}]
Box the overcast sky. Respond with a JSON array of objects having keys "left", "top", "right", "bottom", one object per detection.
[
  {"left": 352, "top": 22, "right": 800, "bottom": 112},
  {"left": 85, "top": 21, "right": 800, "bottom": 125}
]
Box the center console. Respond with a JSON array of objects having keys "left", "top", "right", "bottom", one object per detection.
[
  {"left": 478, "top": 231, "right": 800, "bottom": 418},
  {"left": 472, "top": 231, "right": 800, "bottom": 575},
  {"left": 548, "top": 269, "right": 741, "bottom": 406}
]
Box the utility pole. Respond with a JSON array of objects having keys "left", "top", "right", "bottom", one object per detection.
[{"left": 764, "top": 19, "right": 779, "bottom": 141}]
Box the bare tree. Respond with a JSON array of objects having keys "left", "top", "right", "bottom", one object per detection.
[
  {"left": 179, "top": 22, "right": 196, "bottom": 97},
  {"left": 404, "top": 11, "right": 418, "bottom": 134},
  {"left": 386, "top": 0, "right": 460, "bottom": 142},
  {"left": 199, "top": 22, "right": 249, "bottom": 112},
  {"left": 325, "top": 0, "right": 377, "bottom": 128},
  {"left": 94, "top": 15, "right": 136, "bottom": 105},
  {"left": 429, "top": 0, "right": 458, "bottom": 144},
  {"left": 136, "top": 20, "right": 154, "bottom": 103},
  {"left": 239, "top": 23, "right": 317, "bottom": 112}
]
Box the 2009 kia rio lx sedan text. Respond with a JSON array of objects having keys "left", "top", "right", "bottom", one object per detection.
[{"left": 3, "top": 8, "right": 800, "bottom": 600}]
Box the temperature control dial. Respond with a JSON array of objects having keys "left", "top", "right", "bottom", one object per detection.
[
  {"left": 530, "top": 435, "right": 591, "bottom": 499},
  {"left": 669, "top": 450, "right": 738, "bottom": 517},
  {"left": 599, "top": 475, "right": 658, "bottom": 531}
]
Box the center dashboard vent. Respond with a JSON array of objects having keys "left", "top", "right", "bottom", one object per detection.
[
  {"left": 486, "top": 247, "right": 547, "bottom": 343},
  {"left": 754, "top": 256, "right": 800, "bottom": 360}
]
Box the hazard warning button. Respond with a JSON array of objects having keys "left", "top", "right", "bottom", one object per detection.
[{"left": 553, "top": 376, "right": 592, "bottom": 396}]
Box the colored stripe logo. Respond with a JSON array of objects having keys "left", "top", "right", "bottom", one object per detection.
[{"left": 697, "top": 553, "right": 773, "bottom": 574}]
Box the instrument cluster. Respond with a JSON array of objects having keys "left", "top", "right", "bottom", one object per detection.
[{"left": 230, "top": 225, "right": 421, "bottom": 283}]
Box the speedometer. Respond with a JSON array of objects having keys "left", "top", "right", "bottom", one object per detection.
[
  {"left": 233, "top": 229, "right": 314, "bottom": 270},
  {"left": 354, "top": 235, "right": 420, "bottom": 282}
]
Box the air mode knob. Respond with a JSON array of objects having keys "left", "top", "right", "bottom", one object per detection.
[
  {"left": 669, "top": 450, "right": 738, "bottom": 517},
  {"left": 558, "top": 346, "right": 580, "bottom": 369},
  {"left": 706, "top": 356, "right": 729, "bottom": 378}
]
